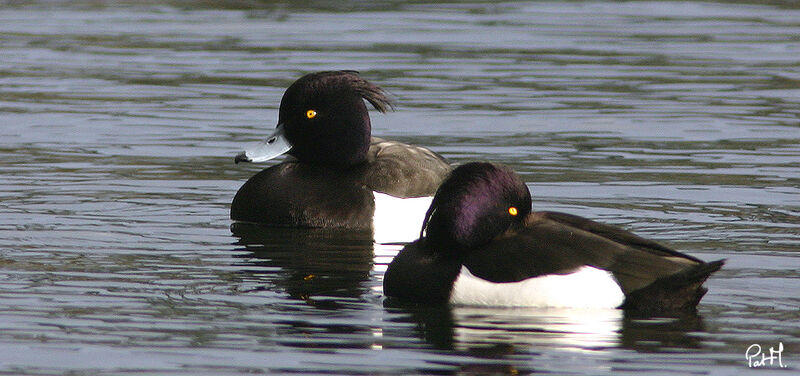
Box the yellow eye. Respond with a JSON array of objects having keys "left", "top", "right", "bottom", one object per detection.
[
  {"left": 306, "top": 109, "right": 317, "bottom": 119},
  {"left": 508, "top": 207, "right": 518, "bottom": 216}
]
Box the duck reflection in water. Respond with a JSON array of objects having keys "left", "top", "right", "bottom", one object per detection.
[
  {"left": 231, "top": 222, "right": 376, "bottom": 308},
  {"left": 384, "top": 301, "right": 708, "bottom": 370}
]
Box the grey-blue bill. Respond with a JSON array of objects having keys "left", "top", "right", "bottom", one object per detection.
[{"left": 235, "top": 123, "right": 292, "bottom": 164}]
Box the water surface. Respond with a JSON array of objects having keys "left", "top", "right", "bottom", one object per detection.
[{"left": 1, "top": 1, "right": 798, "bottom": 374}]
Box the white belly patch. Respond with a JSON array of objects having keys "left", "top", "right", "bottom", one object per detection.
[
  {"left": 450, "top": 265, "right": 625, "bottom": 308},
  {"left": 372, "top": 192, "right": 433, "bottom": 244}
]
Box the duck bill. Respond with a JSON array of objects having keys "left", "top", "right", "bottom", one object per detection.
[{"left": 235, "top": 124, "right": 293, "bottom": 164}]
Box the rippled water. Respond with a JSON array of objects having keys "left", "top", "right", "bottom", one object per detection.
[{"left": 1, "top": 1, "right": 798, "bottom": 374}]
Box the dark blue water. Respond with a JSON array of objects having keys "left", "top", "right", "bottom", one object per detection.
[{"left": 1, "top": 1, "right": 798, "bottom": 374}]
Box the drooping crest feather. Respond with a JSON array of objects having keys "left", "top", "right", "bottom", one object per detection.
[{"left": 308, "top": 71, "right": 395, "bottom": 113}]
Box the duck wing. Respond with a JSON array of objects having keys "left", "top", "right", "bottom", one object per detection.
[
  {"left": 463, "top": 211, "right": 721, "bottom": 296},
  {"left": 538, "top": 211, "right": 704, "bottom": 262},
  {"left": 361, "top": 137, "right": 451, "bottom": 197}
]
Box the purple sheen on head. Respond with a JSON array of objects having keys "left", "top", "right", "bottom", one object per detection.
[{"left": 423, "top": 162, "right": 532, "bottom": 251}]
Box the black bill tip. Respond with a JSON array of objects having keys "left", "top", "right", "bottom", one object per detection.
[{"left": 234, "top": 152, "right": 251, "bottom": 164}]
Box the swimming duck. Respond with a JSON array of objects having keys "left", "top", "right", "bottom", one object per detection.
[
  {"left": 384, "top": 162, "right": 724, "bottom": 315},
  {"left": 231, "top": 71, "right": 451, "bottom": 238}
]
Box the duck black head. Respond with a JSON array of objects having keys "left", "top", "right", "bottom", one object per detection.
[
  {"left": 236, "top": 71, "right": 393, "bottom": 166},
  {"left": 280, "top": 71, "right": 392, "bottom": 166},
  {"left": 421, "top": 162, "right": 532, "bottom": 252}
]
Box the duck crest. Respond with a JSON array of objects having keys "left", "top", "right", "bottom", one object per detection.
[{"left": 294, "top": 71, "right": 394, "bottom": 113}]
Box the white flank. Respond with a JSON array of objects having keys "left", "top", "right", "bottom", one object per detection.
[
  {"left": 450, "top": 265, "right": 625, "bottom": 308},
  {"left": 372, "top": 192, "right": 433, "bottom": 244}
]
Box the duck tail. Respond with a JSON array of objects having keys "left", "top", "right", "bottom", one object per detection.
[{"left": 621, "top": 259, "right": 725, "bottom": 316}]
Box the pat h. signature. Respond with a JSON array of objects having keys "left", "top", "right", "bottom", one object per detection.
[{"left": 746, "top": 342, "right": 787, "bottom": 368}]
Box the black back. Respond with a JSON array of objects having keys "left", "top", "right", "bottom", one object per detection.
[
  {"left": 462, "top": 211, "right": 709, "bottom": 293},
  {"left": 360, "top": 137, "right": 451, "bottom": 197}
]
